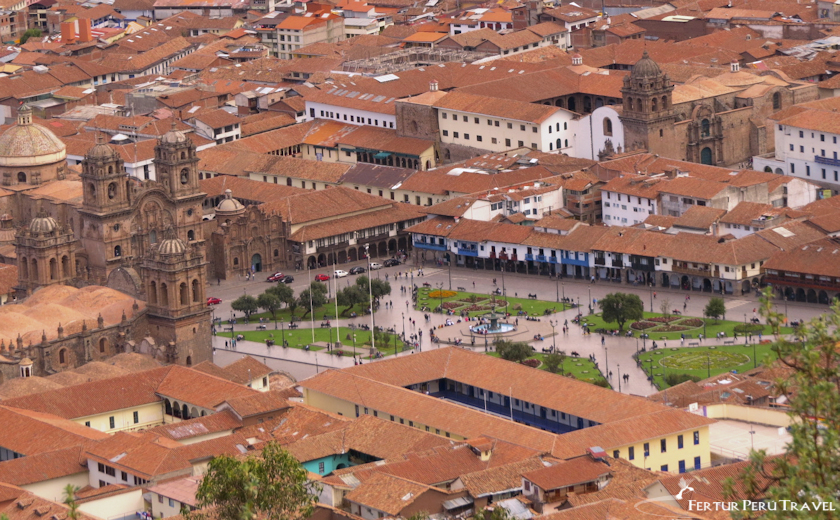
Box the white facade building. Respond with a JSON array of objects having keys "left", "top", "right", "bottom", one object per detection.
[
  {"left": 434, "top": 91, "right": 577, "bottom": 155},
  {"left": 575, "top": 105, "right": 625, "bottom": 160}
]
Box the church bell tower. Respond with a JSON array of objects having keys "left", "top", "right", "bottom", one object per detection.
[{"left": 619, "top": 50, "right": 677, "bottom": 156}]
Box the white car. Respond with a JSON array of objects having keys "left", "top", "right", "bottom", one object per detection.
[
  {"left": 334, "top": 270, "right": 348, "bottom": 278},
  {"left": 369, "top": 263, "right": 383, "bottom": 270}
]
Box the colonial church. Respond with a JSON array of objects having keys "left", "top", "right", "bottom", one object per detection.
[
  {"left": 619, "top": 50, "right": 817, "bottom": 166},
  {"left": 0, "top": 107, "right": 211, "bottom": 380}
]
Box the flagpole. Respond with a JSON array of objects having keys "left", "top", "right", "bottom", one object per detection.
[
  {"left": 308, "top": 267, "right": 315, "bottom": 345},
  {"left": 333, "top": 262, "right": 340, "bottom": 351}
]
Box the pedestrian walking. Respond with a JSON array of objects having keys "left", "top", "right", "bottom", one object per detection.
[
  {"left": 654, "top": 291, "right": 657, "bottom": 298},
  {"left": 225, "top": 340, "right": 228, "bottom": 348},
  {"left": 601, "top": 336, "right": 605, "bottom": 346},
  {"left": 472, "top": 281, "right": 475, "bottom": 289}
]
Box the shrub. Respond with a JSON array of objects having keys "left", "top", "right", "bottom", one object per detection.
[
  {"left": 653, "top": 325, "right": 690, "bottom": 332},
  {"left": 513, "top": 303, "right": 523, "bottom": 311},
  {"left": 664, "top": 373, "right": 702, "bottom": 386},
  {"left": 592, "top": 379, "right": 611, "bottom": 388},
  {"left": 631, "top": 321, "right": 657, "bottom": 330},
  {"left": 734, "top": 324, "right": 764, "bottom": 333},
  {"left": 429, "top": 290, "right": 457, "bottom": 298},
  {"left": 680, "top": 318, "right": 704, "bottom": 327},
  {"left": 522, "top": 359, "right": 541, "bottom": 368},
  {"left": 649, "top": 316, "right": 679, "bottom": 323}
]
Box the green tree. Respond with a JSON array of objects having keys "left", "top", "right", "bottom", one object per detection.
[
  {"left": 598, "top": 292, "right": 644, "bottom": 332},
  {"left": 474, "top": 506, "right": 512, "bottom": 520},
  {"left": 298, "top": 282, "right": 327, "bottom": 318},
  {"left": 63, "top": 485, "right": 79, "bottom": 520},
  {"left": 660, "top": 297, "right": 672, "bottom": 319},
  {"left": 19, "top": 28, "right": 41, "bottom": 44},
  {"left": 232, "top": 295, "right": 259, "bottom": 320},
  {"left": 267, "top": 283, "right": 294, "bottom": 308},
  {"left": 355, "top": 276, "right": 391, "bottom": 301},
  {"left": 704, "top": 297, "right": 726, "bottom": 323},
  {"left": 195, "top": 442, "right": 318, "bottom": 520},
  {"left": 336, "top": 285, "right": 366, "bottom": 315},
  {"left": 257, "top": 291, "right": 282, "bottom": 324},
  {"left": 496, "top": 339, "right": 532, "bottom": 364},
  {"left": 664, "top": 373, "right": 701, "bottom": 386},
  {"left": 543, "top": 351, "right": 566, "bottom": 374},
  {"left": 723, "top": 289, "right": 840, "bottom": 519}
]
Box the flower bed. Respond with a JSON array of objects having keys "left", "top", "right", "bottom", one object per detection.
[
  {"left": 429, "top": 290, "right": 457, "bottom": 298},
  {"left": 522, "top": 359, "right": 541, "bottom": 368},
  {"left": 680, "top": 318, "right": 704, "bottom": 327},
  {"left": 441, "top": 302, "right": 461, "bottom": 309},
  {"left": 652, "top": 325, "right": 690, "bottom": 332},
  {"left": 631, "top": 321, "right": 658, "bottom": 330},
  {"left": 649, "top": 316, "right": 680, "bottom": 323}
]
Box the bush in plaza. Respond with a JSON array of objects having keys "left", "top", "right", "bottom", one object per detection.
[
  {"left": 664, "top": 373, "right": 702, "bottom": 386},
  {"left": 522, "top": 359, "right": 541, "bottom": 368},
  {"left": 681, "top": 318, "right": 704, "bottom": 327},
  {"left": 734, "top": 324, "right": 764, "bottom": 333},
  {"left": 631, "top": 321, "right": 657, "bottom": 330},
  {"left": 429, "top": 290, "right": 457, "bottom": 298}
]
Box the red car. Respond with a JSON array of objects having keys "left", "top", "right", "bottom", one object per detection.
[
  {"left": 267, "top": 272, "right": 284, "bottom": 282},
  {"left": 207, "top": 297, "right": 222, "bottom": 306},
  {"left": 314, "top": 274, "right": 330, "bottom": 282}
]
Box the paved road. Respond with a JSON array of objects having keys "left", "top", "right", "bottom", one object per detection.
[{"left": 209, "top": 259, "right": 828, "bottom": 397}]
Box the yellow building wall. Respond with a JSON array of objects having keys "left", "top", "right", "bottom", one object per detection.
[
  {"left": 23, "top": 473, "right": 89, "bottom": 503},
  {"left": 611, "top": 427, "right": 710, "bottom": 474},
  {"left": 77, "top": 489, "right": 145, "bottom": 520},
  {"left": 75, "top": 402, "right": 164, "bottom": 433}
]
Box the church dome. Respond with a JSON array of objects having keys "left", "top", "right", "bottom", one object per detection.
[
  {"left": 161, "top": 122, "right": 188, "bottom": 145},
  {"left": 157, "top": 229, "right": 187, "bottom": 255},
  {"left": 29, "top": 209, "right": 57, "bottom": 235},
  {"left": 215, "top": 189, "right": 245, "bottom": 216},
  {"left": 630, "top": 50, "right": 662, "bottom": 79},
  {"left": 0, "top": 105, "right": 66, "bottom": 168},
  {"left": 86, "top": 135, "right": 118, "bottom": 160}
]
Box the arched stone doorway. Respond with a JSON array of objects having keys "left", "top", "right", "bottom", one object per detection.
[
  {"left": 398, "top": 237, "right": 407, "bottom": 251},
  {"left": 251, "top": 254, "right": 262, "bottom": 272},
  {"left": 795, "top": 288, "right": 806, "bottom": 302},
  {"left": 317, "top": 253, "right": 326, "bottom": 267},
  {"left": 819, "top": 290, "right": 829, "bottom": 305},
  {"left": 358, "top": 246, "right": 367, "bottom": 260},
  {"left": 338, "top": 250, "right": 347, "bottom": 263},
  {"left": 378, "top": 242, "right": 387, "bottom": 256},
  {"left": 700, "top": 147, "right": 713, "bottom": 165},
  {"left": 308, "top": 256, "right": 317, "bottom": 269},
  {"left": 388, "top": 239, "right": 396, "bottom": 254},
  {"left": 807, "top": 289, "right": 817, "bottom": 303},
  {"left": 681, "top": 275, "right": 690, "bottom": 290},
  {"left": 703, "top": 278, "right": 712, "bottom": 292},
  {"left": 348, "top": 249, "right": 357, "bottom": 262}
]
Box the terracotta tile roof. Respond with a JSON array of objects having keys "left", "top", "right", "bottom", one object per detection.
[
  {"left": 0, "top": 446, "right": 87, "bottom": 486},
  {"left": 262, "top": 186, "right": 392, "bottom": 224},
  {"left": 0, "top": 487, "right": 101, "bottom": 520},
  {"left": 763, "top": 237, "right": 840, "bottom": 277},
  {"left": 285, "top": 414, "right": 451, "bottom": 463},
  {"left": 241, "top": 113, "right": 296, "bottom": 136},
  {"left": 345, "top": 473, "right": 431, "bottom": 514},
  {"left": 543, "top": 4, "right": 598, "bottom": 22},
  {"left": 0, "top": 377, "right": 64, "bottom": 400},
  {"left": 754, "top": 220, "right": 826, "bottom": 250},
  {"left": 220, "top": 391, "right": 289, "bottom": 418},
  {"left": 434, "top": 91, "right": 567, "bottom": 124},
  {"left": 239, "top": 402, "right": 351, "bottom": 445},
  {"left": 288, "top": 204, "right": 425, "bottom": 243},
  {"left": 148, "top": 410, "right": 243, "bottom": 441},
  {"left": 339, "top": 163, "right": 416, "bottom": 189},
  {"left": 673, "top": 205, "right": 726, "bottom": 230},
  {"left": 222, "top": 355, "right": 273, "bottom": 383},
  {"left": 1, "top": 366, "right": 171, "bottom": 420},
  {"left": 321, "top": 347, "right": 702, "bottom": 436},
  {"left": 0, "top": 405, "right": 109, "bottom": 456},
  {"left": 200, "top": 175, "right": 305, "bottom": 204},
  {"left": 304, "top": 87, "right": 399, "bottom": 116},
  {"left": 193, "top": 108, "right": 240, "bottom": 129},
  {"left": 600, "top": 174, "right": 666, "bottom": 199},
  {"left": 157, "top": 366, "right": 259, "bottom": 410},
  {"left": 564, "top": 457, "right": 659, "bottom": 507},
  {"left": 522, "top": 456, "right": 610, "bottom": 490},
  {"left": 458, "top": 457, "right": 547, "bottom": 497}
]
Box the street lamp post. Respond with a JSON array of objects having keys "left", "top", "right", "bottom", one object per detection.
[
  {"left": 365, "top": 244, "right": 375, "bottom": 353},
  {"left": 588, "top": 287, "right": 592, "bottom": 314},
  {"left": 352, "top": 333, "right": 357, "bottom": 359},
  {"left": 448, "top": 254, "right": 452, "bottom": 290},
  {"left": 618, "top": 363, "right": 621, "bottom": 392},
  {"left": 402, "top": 312, "right": 406, "bottom": 343},
  {"left": 649, "top": 283, "right": 653, "bottom": 312},
  {"left": 707, "top": 351, "right": 711, "bottom": 378},
  {"left": 280, "top": 317, "right": 285, "bottom": 347},
  {"left": 437, "top": 282, "right": 444, "bottom": 313},
  {"left": 562, "top": 283, "right": 566, "bottom": 312},
  {"left": 550, "top": 320, "right": 557, "bottom": 352},
  {"left": 555, "top": 274, "right": 559, "bottom": 303},
  {"left": 605, "top": 346, "right": 609, "bottom": 380},
  {"left": 753, "top": 340, "right": 757, "bottom": 368}
]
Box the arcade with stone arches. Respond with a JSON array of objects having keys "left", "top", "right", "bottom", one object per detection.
[{"left": 305, "top": 237, "right": 410, "bottom": 269}]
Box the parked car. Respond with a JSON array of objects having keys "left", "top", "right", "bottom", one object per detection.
[
  {"left": 267, "top": 272, "right": 284, "bottom": 282},
  {"left": 315, "top": 274, "right": 330, "bottom": 281},
  {"left": 280, "top": 275, "right": 294, "bottom": 284},
  {"left": 349, "top": 266, "right": 366, "bottom": 275},
  {"left": 383, "top": 258, "right": 401, "bottom": 267},
  {"left": 369, "top": 262, "right": 383, "bottom": 270},
  {"left": 334, "top": 270, "right": 348, "bottom": 278},
  {"left": 207, "top": 297, "right": 222, "bottom": 306}
]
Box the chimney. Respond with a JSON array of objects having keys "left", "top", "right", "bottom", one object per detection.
[
  {"left": 730, "top": 60, "right": 740, "bottom": 73},
  {"left": 78, "top": 18, "right": 93, "bottom": 43},
  {"left": 429, "top": 80, "right": 438, "bottom": 92},
  {"left": 60, "top": 21, "right": 76, "bottom": 44}
]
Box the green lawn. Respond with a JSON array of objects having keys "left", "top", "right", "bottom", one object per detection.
[
  {"left": 488, "top": 351, "right": 608, "bottom": 386},
  {"left": 217, "top": 326, "right": 401, "bottom": 359},
  {"left": 415, "top": 287, "right": 574, "bottom": 317},
  {"left": 636, "top": 342, "right": 779, "bottom": 389},
  {"left": 576, "top": 312, "right": 792, "bottom": 341}
]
